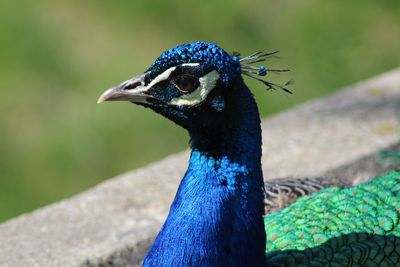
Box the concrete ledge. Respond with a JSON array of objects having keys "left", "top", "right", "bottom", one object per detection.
[{"left": 0, "top": 69, "right": 399, "bottom": 267}]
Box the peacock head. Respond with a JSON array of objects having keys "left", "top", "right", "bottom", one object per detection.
[{"left": 98, "top": 41, "right": 290, "bottom": 131}]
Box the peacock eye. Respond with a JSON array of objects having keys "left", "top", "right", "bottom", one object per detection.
[{"left": 172, "top": 75, "right": 199, "bottom": 93}]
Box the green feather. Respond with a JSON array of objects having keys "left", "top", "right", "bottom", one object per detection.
[{"left": 264, "top": 170, "right": 400, "bottom": 266}]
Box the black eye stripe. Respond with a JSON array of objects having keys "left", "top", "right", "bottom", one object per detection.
[
  {"left": 171, "top": 66, "right": 196, "bottom": 77},
  {"left": 170, "top": 65, "right": 214, "bottom": 80}
]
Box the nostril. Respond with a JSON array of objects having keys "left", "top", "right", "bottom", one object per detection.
[{"left": 124, "top": 81, "right": 141, "bottom": 90}]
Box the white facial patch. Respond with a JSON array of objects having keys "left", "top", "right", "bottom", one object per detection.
[
  {"left": 169, "top": 70, "right": 220, "bottom": 106},
  {"left": 181, "top": 63, "right": 200, "bottom": 67}
]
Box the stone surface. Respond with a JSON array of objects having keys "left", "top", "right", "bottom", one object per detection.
[{"left": 0, "top": 69, "right": 399, "bottom": 267}]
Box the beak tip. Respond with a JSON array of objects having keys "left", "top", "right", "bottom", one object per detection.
[
  {"left": 97, "top": 87, "right": 115, "bottom": 104},
  {"left": 97, "top": 97, "right": 105, "bottom": 104}
]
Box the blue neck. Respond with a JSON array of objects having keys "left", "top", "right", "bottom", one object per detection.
[{"left": 143, "top": 81, "right": 265, "bottom": 267}]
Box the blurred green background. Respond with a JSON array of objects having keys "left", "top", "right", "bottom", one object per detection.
[{"left": 0, "top": 0, "right": 399, "bottom": 222}]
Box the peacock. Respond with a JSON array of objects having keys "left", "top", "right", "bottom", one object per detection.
[{"left": 98, "top": 41, "right": 400, "bottom": 267}]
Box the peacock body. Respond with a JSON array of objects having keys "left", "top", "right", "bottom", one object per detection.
[{"left": 98, "top": 41, "right": 400, "bottom": 267}]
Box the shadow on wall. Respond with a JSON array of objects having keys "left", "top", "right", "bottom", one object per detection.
[{"left": 326, "top": 142, "right": 400, "bottom": 185}]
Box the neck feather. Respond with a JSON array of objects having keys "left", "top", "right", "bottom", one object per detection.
[{"left": 143, "top": 81, "right": 266, "bottom": 267}]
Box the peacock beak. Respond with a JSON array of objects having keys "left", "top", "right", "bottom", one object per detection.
[{"left": 97, "top": 73, "right": 154, "bottom": 105}]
